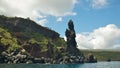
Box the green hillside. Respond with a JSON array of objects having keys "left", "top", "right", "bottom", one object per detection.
[
  {"left": 81, "top": 49, "right": 120, "bottom": 61},
  {"left": 0, "top": 15, "right": 66, "bottom": 58}
]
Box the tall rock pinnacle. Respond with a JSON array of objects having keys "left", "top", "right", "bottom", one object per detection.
[{"left": 65, "top": 20, "right": 81, "bottom": 56}]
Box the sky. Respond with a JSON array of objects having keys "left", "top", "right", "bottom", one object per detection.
[{"left": 0, "top": 0, "right": 120, "bottom": 49}]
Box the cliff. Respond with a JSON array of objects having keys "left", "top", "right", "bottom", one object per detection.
[{"left": 0, "top": 15, "right": 65, "bottom": 58}]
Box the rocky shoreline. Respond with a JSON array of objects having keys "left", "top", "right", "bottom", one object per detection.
[
  {"left": 0, "top": 50, "right": 97, "bottom": 64},
  {"left": 0, "top": 49, "right": 83, "bottom": 64}
]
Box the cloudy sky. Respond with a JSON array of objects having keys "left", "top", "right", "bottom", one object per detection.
[{"left": 0, "top": 0, "right": 120, "bottom": 49}]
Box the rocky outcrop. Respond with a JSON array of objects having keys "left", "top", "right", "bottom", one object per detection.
[
  {"left": 65, "top": 20, "right": 97, "bottom": 63},
  {"left": 65, "top": 20, "right": 82, "bottom": 56},
  {"left": 65, "top": 20, "right": 85, "bottom": 63}
]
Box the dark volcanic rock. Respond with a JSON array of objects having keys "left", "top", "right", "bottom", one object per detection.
[
  {"left": 65, "top": 20, "right": 82, "bottom": 56},
  {"left": 65, "top": 20, "right": 97, "bottom": 63},
  {"left": 0, "top": 49, "right": 33, "bottom": 64},
  {"left": 47, "top": 42, "right": 54, "bottom": 58},
  {"left": 64, "top": 20, "right": 85, "bottom": 63}
]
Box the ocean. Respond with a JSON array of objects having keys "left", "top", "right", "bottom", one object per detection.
[{"left": 0, "top": 61, "right": 120, "bottom": 68}]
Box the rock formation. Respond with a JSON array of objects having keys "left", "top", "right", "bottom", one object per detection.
[
  {"left": 65, "top": 20, "right": 82, "bottom": 56},
  {"left": 65, "top": 20, "right": 97, "bottom": 63}
]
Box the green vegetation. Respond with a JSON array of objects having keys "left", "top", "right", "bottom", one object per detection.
[
  {"left": 81, "top": 49, "right": 120, "bottom": 61},
  {"left": 54, "top": 38, "right": 66, "bottom": 47},
  {"left": 0, "top": 28, "right": 20, "bottom": 52},
  {"left": 23, "top": 32, "right": 48, "bottom": 45}
]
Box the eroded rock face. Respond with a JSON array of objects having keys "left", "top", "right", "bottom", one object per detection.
[
  {"left": 47, "top": 42, "right": 54, "bottom": 58},
  {"left": 65, "top": 20, "right": 82, "bottom": 56}
]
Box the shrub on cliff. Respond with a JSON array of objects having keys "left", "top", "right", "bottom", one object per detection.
[{"left": 0, "top": 27, "right": 20, "bottom": 52}]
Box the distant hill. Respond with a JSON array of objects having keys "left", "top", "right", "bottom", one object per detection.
[
  {"left": 81, "top": 49, "right": 120, "bottom": 61},
  {"left": 0, "top": 15, "right": 65, "bottom": 58}
]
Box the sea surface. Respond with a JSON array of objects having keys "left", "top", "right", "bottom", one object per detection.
[{"left": 0, "top": 61, "right": 120, "bottom": 68}]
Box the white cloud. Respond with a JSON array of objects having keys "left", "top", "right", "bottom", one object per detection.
[
  {"left": 76, "top": 24, "right": 120, "bottom": 49},
  {"left": 64, "top": 12, "right": 77, "bottom": 16},
  {"left": 0, "top": 0, "right": 77, "bottom": 25},
  {"left": 92, "top": 0, "right": 108, "bottom": 9},
  {"left": 37, "top": 19, "right": 48, "bottom": 26},
  {"left": 57, "top": 17, "right": 62, "bottom": 22}
]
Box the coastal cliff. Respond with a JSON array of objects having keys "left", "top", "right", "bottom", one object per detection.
[
  {"left": 0, "top": 15, "right": 97, "bottom": 64},
  {"left": 0, "top": 15, "right": 65, "bottom": 58}
]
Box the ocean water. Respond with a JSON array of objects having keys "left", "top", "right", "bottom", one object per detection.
[{"left": 0, "top": 61, "right": 120, "bottom": 68}]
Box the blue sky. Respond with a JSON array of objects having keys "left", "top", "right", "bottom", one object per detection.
[
  {"left": 45, "top": 0, "right": 120, "bottom": 37},
  {"left": 0, "top": 0, "right": 120, "bottom": 49}
]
